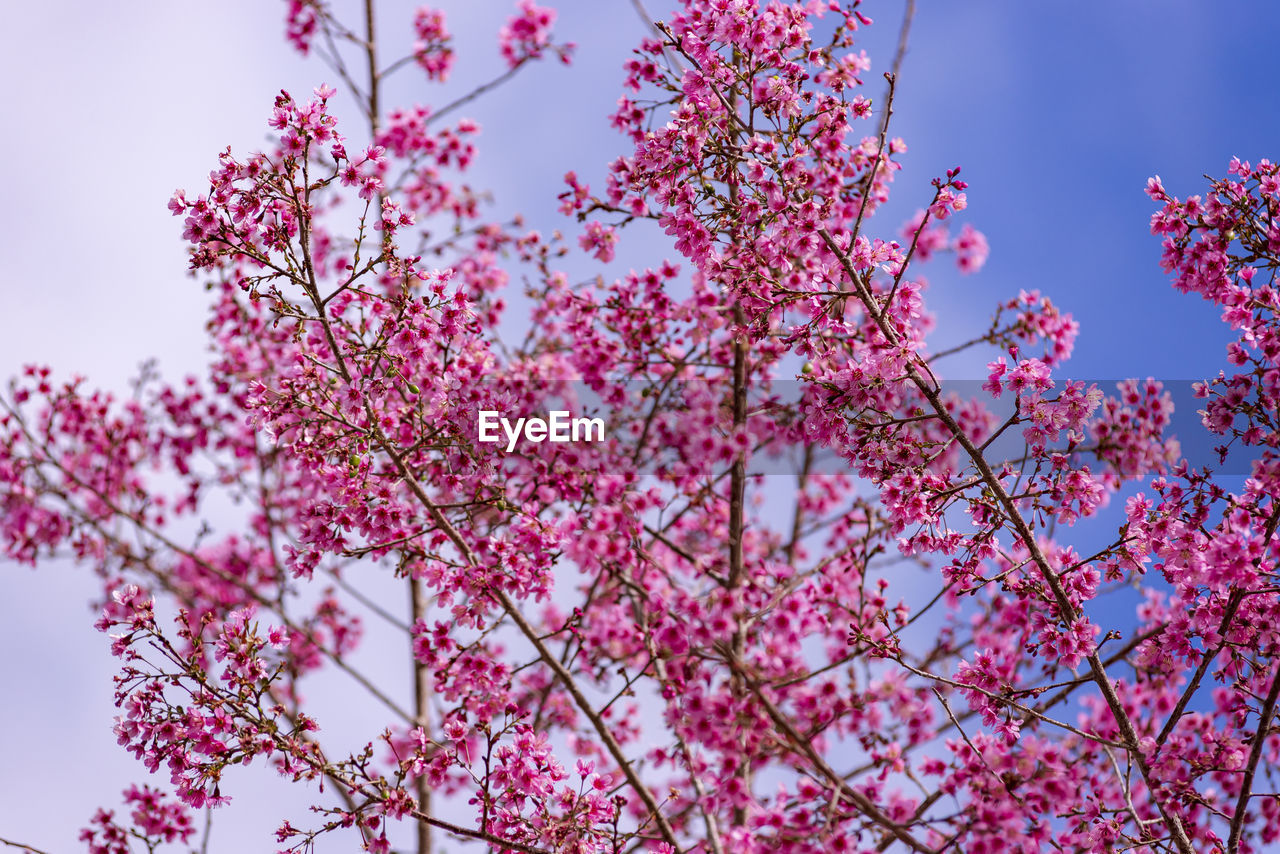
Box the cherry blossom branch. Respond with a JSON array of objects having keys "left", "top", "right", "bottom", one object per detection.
[
  {"left": 277, "top": 111, "right": 678, "bottom": 839},
  {"left": 127, "top": 611, "right": 554, "bottom": 854},
  {"left": 902, "top": 660, "right": 1124, "bottom": 748},
  {"left": 0, "top": 399, "right": 417, "bottom": 726},
  {"left": 851, "top": 74, "right": 897, "bottom": 301},
  {"left": 1157, "top": 504, "right": 1280, "bottom": 747},
  {"left": 931, "top": 688, "right": 1027, "bottom": 808},
  {"left": 422, "top": 62, "right": 528, "bottom": 129},
  {"left": 361, "top": 434, "right": 683, "bottom": 851},
  {"left": 1102, "top": 745, "right": 1152, "bottom": 842},
  {"left": 634, "top": 600, "right": 726, "bottom": 854},
  {"left": 1226, "top": 664, "right": 1280, "bottom": 852},
  {"left": 817, "top": 225, "right": 1198, "bottom": 854},
  {"left": 741, "top": 670, "right": 938, "bottom": 853},
  {"left": 284, "top": 153, "right": 680, "bottom": 844}
]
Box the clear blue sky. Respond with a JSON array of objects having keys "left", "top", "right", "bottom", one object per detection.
[{"left": 3, "top": 2, "right": 1280, "bottom": 851}]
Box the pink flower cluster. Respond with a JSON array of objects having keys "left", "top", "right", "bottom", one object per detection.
[
  {"left": 499, "top": 0, "right": 572, "bottom": 69},
  {"left": 900, "top": 211, "right": 989, "bottom": 274},
  {"left": 412, "top": 7, "right": 455, "bottom": 81},
  {"left": 6, "top": 3, "right": 1280, "bottom": 854},
  {"left": 79, "top": 785, "right": 195, "bottom": 854}
]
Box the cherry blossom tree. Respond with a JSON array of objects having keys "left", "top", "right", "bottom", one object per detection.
[{"left": 3, "top": 1, "right": 1279, "bottom": 853}]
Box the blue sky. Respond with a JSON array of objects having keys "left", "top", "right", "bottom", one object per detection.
[
  {"left": 4, "top": 1, "right": 1280, "bottom": 851},
  {"left": 867, "top": 2, "right": 1280, "bottom": 380}
]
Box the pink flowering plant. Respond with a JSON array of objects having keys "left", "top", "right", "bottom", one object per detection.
[{"left": 3, "top": 2, "right": 1280, "bottom": 853}]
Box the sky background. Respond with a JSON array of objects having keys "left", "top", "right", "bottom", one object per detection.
[{"left": 4, "top": 1, "right": 1280, "bottom": 851}]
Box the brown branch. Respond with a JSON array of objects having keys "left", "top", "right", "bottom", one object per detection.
[
  {"left": 0, "top": 838, "right": 51, "bottom": 854},
  {"left": 368, "top": 438, "right": 683, "bottom": 852},
  {"left": 880, "top": 0, "right": 915, "bottom": 139},
  {"left": 425, "top": 63, "right": 526, "bottom": 129},
  {"left": 1158, "top": 504, "right": 1280, "bottom": 747},
  {"left": 1226, "top": 664, "right": 1280, "bottom": 852},
  {"left": 727, "top": 327, "right": 747, "bottom": 587},
  {"left": 816, "top": 225, "right": 1199, "bottom": 854},
  {"left": 844, "top": 73, "right": 897, "bottom": 320},
  {"left": 744, "top": 676, "right": 938, "bottom": 853},
  {"left": 363, "top": 0, "right": 379, "bottom": 133},
  {"left": 410, "top": 576, "right": 432, "bottom": 854}
]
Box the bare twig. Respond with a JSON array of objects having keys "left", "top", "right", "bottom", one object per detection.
[
  {"left": 880, "top": 0, "right": 915, "bottom": 139},
  {"left": 0, "top": 838, "right": 51, "bottom": 854},
  {"left": 200, "top": 805, "right": 213, "bottom": 854}
]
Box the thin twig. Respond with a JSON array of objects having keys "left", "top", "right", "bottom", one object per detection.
[
  {"left": 629, "top": 0, "right": 685, "bottom": 75},
  {"left": 879, "top": 0, "right": 915, "bottom": 139},
  {"left": 200, "top": 805, "right": 213, "bottom": 854},
  {"left": 0, "top": 839, "right": 51, "bottom": 854},
  {"left": 425, "top": 64, "right": 526, "bottom": 129}
]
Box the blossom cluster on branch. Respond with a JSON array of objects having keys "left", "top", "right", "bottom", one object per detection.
[{"left": 3, "top": 2, "right": 1279, "bottom": 853}]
